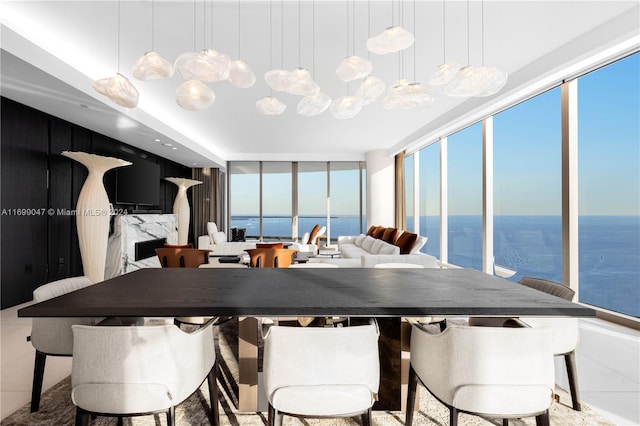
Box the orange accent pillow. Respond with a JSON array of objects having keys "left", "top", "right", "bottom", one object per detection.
[
  {"left": 395, "top": 231, "right": 417, "bottom": 254},
  {"left": 373, "top": 226, "right": 386, "bottom": 239},
  {"left": 307, "top": 224, "right": 321, "bottom": 245},
  {"left": 366, "top": 225, "right": 378, "bottom": 236},
  {"left": 163, "top": 243, "right": 193, "bottom": 248},
  {"left": 256, "top": 242, "right": 284, "bottom": 249},
  {"left": 381, "top": 227, "right": 398, "bottom": 244}
]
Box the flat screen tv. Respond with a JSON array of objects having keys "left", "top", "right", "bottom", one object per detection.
[{"left": 115, "top": 158, "right": 160, "bottom": 206}]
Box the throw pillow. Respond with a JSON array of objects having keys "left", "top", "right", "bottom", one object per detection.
[
  {"left": 213, "top": 231, "right": 227, "bottom": 244},
  {"left": 307, "top": 224, "right": 321, "bottom": 245},
  {"left": 361, "top": 235, "right": 376, "bottom": 252},
  {"left": 366, "top": 225, "right": 378, "bottom": 236},
  {"left": 373, "top": 226, "right": 386, "bottom": 239},
  {"left": 378, "top": 241, "right": 400, "bottom": 255},
  {"left": 257, "top": 242, "right": 284, "bottom": 249},
  {"left": 355, "top": 234, "right": 367, "bottom": 247},
  {"left": 395, "top": 231, "right": 418, "bottom": 254},
  {"left": 381, "top": 227, "right": 398, "bottom": 244},
  {"left": 410, "top": 236, "right": 428, "bottom": 253},
  {"left": 370, "top": 239, "right": 386, "bottom": 254}
]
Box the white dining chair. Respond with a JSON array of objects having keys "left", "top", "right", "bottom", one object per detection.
[
  {"left": 263, "top": 323, "right": 380, "bottom": 426},
  {"left": 71, "top": 319, "right": 220, "bottom": 426},
  {"left": 28, "top": 276, "right": 100, "bottom": 412},
  {"left": 406, "top": 322, "right": 555, "bottom": 426}
]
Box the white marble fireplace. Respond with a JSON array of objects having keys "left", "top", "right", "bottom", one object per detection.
[{"left": 105, "top": 214, "right": 178, "bottom": 279}]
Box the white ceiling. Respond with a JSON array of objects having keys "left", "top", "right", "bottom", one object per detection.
[{"left": 1, "top": 1, "right": 638, "bottom": 170}]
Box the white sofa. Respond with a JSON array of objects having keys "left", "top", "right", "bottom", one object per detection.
[{"left": 197, "top": 222, "right": 257, "bottom": 256}]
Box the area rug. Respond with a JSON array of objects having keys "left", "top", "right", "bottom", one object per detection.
[{"left": 2, "top": 320, "right": 614, "bottom": 426}]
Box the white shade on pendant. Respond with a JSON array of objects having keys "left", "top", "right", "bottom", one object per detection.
[
  {"left": 93, "top": 73, "right": 139, "bottom": 108},
  {"left": 366, "top": 26, "right": 415, "bottom": 55},
  {"left": 336, "top": 56, "right": 373, "bottom": 82},
  {"left": 384, "top": 81, "right": 436, "bottom": 110},
  {"left": 175, "top": 80, "right": 215, "bottom": 111},
  {"left": 174, "top": 50, "right": 230, "bottom": 82},
  {"left": 429, "top": 62, "right": 461, "bottom": 86},
  {"left": 329, "top": 96, "right": 364, "bottom": 119},
  {"left": 256, "top": 96, "right": 286, "bottom": 115},
  {"left": 297, "top": 91, "right": 332, "bottom": 116},
  {"left": 265, "top": 69, "right": 291, "bottom": 92},
  {"left": 287, "top": 68, "right": 320, "bottom": 96},
  {"left": 228, "top": 59, "right": 256, "bottom": 88},
  {"left": 132, "top": 51, "right": 174, "bottom": 81},
  {"left": 445, "top": 65, "right": 508, "bottom": 97},
  {"left": 357, "top": 76, "right": 386, "bottom": 105}
]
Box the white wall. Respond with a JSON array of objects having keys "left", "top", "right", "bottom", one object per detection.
[{"left": 365, "top": 150, "right": 395, "bottom": 227}]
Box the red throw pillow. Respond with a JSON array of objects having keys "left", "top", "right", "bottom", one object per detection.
[
  {"left": 163, "top": 243, "right": 193, "bottom": 248},
  {"left": 395, "top": 231, "right": 417, "bottom": 254},
  {"left": 381, "top": 227, "right": 398, "bottom": 244},
  {"left": 373, "top": 226, "right": 386, "bottom": 239},
  {"left": 256, "top": 242, "right": 284, "bottom": 249}
]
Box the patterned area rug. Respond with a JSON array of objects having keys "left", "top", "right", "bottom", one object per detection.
[{"left": 2, "top": 319, "right": 614, "bottom": 426}]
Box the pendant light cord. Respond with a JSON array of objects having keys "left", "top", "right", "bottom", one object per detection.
[
  {"left": 281, "top": 0, "right": 284, "bottom": 69},
  {"left": 151, "top": 0, "right": 155, "bottom": 52},
  {"left": 442, "top": 0, "right": 445, "bottom": 63},
  {"left": 298, "top": 0, "right": 301, "bottom": 67},
  {"left": 466, "top": 0, "right": 470, "bottom": 66},
  {"left": 193, "top": 0, "right": 196, "bottom": 52},
  {"left": 117, "top": 0, "right": 121, "bottom": 72},
  {"left": 238, "top": 0, "right": 241, "bottom": 58},
  {"left": 481, "top": 0, "right": 485, "bottom": 65},
  {"left": 367, "top": 0, "right": 371, "bottom": 60}
]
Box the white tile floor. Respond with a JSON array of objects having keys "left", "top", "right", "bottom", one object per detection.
[{"left": 1, "top": 303, "right": 639, "bottom": 425}]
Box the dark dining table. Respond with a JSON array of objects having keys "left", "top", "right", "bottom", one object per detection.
[{"left": 18, "top": 267, "right": 594, "bottom": 411}]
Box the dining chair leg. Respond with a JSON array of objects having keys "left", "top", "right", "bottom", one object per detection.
[
  {"left": 564, "top": 351, "right": 582, "bottom": 411},
  {"left": 405, "top": 365, "right": 419, "bottom": 426},
  {"left": 502, "top": 419, "right": 509, "bottom": 426},
  {"left": 535, "top": 410, "right": 550, "bottom": 426},
  {"left": 74, "top": 407, "right": 91, "bottom": 426},
  {"left": 167, "top": 405, "right": 176, "bottom": 426},
  {"left": 268, "top": 403, "right": 275, "bottom": 426},
  {"left": 117, "top": 417, "right": 124, "bottom": 426},
  {"left": 439, "top": 318, "right": 447, "bottom": 332},
  {"left": 208, "top": 361, "right": 220, "bottom": 426},
  {"left": 361, "top": 407, "right": 372, "bottom": 426},
  {"left": 450, "top": 407, "right": 459, "bottom": 426},
  {"left": 30, "top": 350, "right": 47, "bottom": 412}
]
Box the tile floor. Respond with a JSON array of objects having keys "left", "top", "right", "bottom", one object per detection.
[{"left": 1, "top": 303, "right": 639, "bottom": 425}]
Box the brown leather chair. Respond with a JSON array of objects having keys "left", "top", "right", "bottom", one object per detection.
[
  {"left": 155, "top": 248, "right": 211, "bottom": 268},
  {"left": 246, "top": 248, "right": 298, "bottom": 268}
]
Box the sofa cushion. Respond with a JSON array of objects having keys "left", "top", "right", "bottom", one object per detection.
[
  {"left": 212, "top": 231, "right": 227, "bottom": 244},
  {"left": 361, "top": 235, "right": 376, "bottom": 252},
  {"left": 370, "top": 239, "right": 385, "bottom": 254},
  {"left": 207, "top": 222, "right": 219, "bottom": 244},
  {"left": 378, "top": 240, "right": 400, "bottom": 255},
  {"left": 395, "top": 231, "right": 417, "bottom": 254},
  {"left": 410, "top": 236, "right": 428, "bottom": 253},
  {"left": 355, "top": 234, "right": 367, "bottom": 247},
  {"left": 381, "top": 227, "right": 398, "bottom": 244}
]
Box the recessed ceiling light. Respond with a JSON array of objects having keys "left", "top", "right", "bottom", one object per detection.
[
  {"left": 154, "top": 138, "right": 161, "bottom": 142},
  {"left": 191, "top": 162, "right": 198, "bottom": 166},
  {"left": 171, "top": 147, "right": 178, "bottom": 150}
]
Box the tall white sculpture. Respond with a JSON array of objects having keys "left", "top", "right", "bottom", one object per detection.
[
  {"left": 165, "top": 177, "right": 202, "bottom": 245},
  {"left": 62, "top": 151, "right": 131, "bottom": 283}
]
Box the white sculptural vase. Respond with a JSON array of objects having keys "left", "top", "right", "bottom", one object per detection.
[
  {"left": 62, "top": 151, "right": 131, "bottom": 283},
  {"left": 165, "top": 177, "right": 202, "bottom": 245}
]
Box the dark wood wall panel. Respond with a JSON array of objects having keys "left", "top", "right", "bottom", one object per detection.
[
  {"left": 0, "top": 97, "right": 192, "bottom": 308},
  {"left": 1, "top": 100, "right": 49, "bottom": 308}
]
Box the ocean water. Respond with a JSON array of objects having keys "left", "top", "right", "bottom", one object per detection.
[{"left": 232, "top": 215, "right": 639, "bottom": 318}]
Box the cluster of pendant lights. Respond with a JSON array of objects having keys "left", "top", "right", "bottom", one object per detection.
[{"left": 93, "top": 1, "right": 508, "bottom": 118}]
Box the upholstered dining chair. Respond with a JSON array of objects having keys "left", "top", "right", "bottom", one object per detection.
[
  {"left": 469, "top": 276, "right": 582, "bottom": 411},
  {"left": 155, "top": 247, "right": 211, "bottom": 267},
  {"left": 28, "top": 276, "right": 99, "bottom": 412},
  {"left": 406, "top": 323, "right": 555, "bottom": 426},
  {"left": 263, "top": 323, "right": 380, "bottom": 426},
  {"left": 246, "top": 248, "right": 298, "bottom": 268},
  {"left": 71, "top": 319, "right": 220, "bottom": 426}
]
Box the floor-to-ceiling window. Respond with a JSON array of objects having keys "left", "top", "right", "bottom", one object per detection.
[
  {"left": 419, "top": 142, "right": 440, "bottom": 259},
  {"left": 229, "top": 161, "right": 365, "bottom": 243},
  {"left": 229, "top": 162, "right": 260, "bottom": 239},
  {"left": 577, "top": 53, "right": 640, "bottom": 318},
  {"left": 493, "top": 88, "right": 562, "bottom": 282},
  {"left": 448, "top": 123, "right": 483, "bottom": 269},
  {"left": 405, "top": 154, "right": 414, "bottom": 230},
  {"left": 298, "top": 162, "right": 328, "bottom": 239},
  {"left": 262, "top": 162, "right": 292, "bottom": 240},
  {"left": 330, "top": 162, "right": 364, "bottom": 241}
]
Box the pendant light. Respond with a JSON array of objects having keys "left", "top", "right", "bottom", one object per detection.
[
  {"left": 336, "top": 1, "right": 372, "bottom": 82},
  {"left": 228, "top": 0, "right": 256, "bottom": 88},
  {"left": 93, "top": 0, "right": 139, "bottom": 108},
  {"left": 356, "top": 0, "right": 385, "bottom": 105},
  {"left": 132, "top": 0, "right": 174, "bottom": 80},
  {"left": 429, "top": 0, "right": 460, "bottom": 86},
  {"left": 176, "top": 80, "right": 215, "bottom": 111},
  {"left": 366, "top": 0, "right": 414, "bottom": 55},
  {"left": 445, "top": 0, "right": 507, "bottom": 97},
  {"left": 258, "top": 0, "right": 286, "bottom": 115}
]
